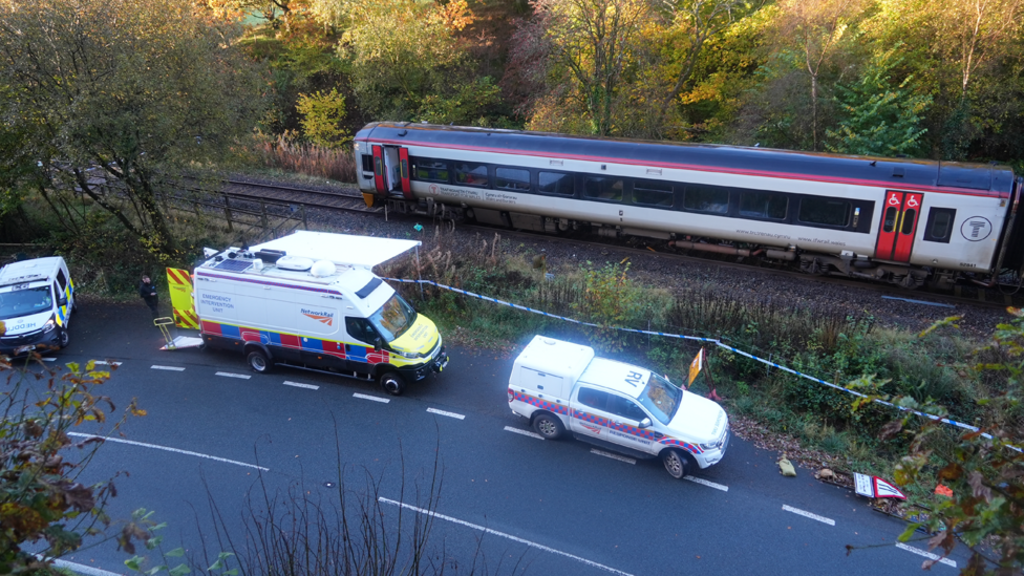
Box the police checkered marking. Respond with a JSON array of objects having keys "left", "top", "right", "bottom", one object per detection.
[
  {"left": 659, "top": 437, "right": 704, "bottom": 455},
  {"left": 389, "top": 277, "right": 1005, "bottom": 446},
  {"left": 513, "top": 391, "right": 568, "bottom": 414}
]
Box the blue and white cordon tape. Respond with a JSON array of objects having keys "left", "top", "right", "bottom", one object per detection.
[{"left": 392, "top": 277, "right": 1008, "bottom": 446}]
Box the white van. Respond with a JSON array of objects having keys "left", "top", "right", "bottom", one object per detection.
[
  {"left": 194, "top": 231, "right": 448, "bottom": 395},
  {"left": 0, "top": 256, "right": 76, "bottom": 357}
]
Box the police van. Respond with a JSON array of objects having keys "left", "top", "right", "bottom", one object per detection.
[
  {"left": 0, "top": 256, "right": 76, "bottom": 357},
  {"left": 194, "top": 231, "right": 448, "bottom": 395}
]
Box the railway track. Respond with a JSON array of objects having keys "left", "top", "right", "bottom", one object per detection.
[{"left": 216, "top": 177, "right": 1022, "bottom": 311}]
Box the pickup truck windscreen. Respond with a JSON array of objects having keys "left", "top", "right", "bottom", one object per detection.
[
  {"left": 369, "top": 293, "right": 417, "bottom": 341},
  {"left": 638, "top": 373, "right": 682, "bottom": 424}
]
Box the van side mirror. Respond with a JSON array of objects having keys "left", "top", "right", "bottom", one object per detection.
[
  {"left": 638, "top": 417, "right": 652, "bottom": 429},
  {"left": 58, "top": 296, "right": 68, "bottom": 307},
  {"left": 374, "top": 337, "right": 383, "bottom": 351}
]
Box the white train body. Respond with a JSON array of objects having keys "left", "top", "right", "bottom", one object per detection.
[{"left": 354, "top": 122, "right": 1023, "bottom": 288}]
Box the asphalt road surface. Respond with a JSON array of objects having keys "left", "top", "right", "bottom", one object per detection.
[{"left": 7, "top": 301, "right": 966, "bottom": 575}]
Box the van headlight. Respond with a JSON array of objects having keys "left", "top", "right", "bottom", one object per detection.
[
  {"left": 395, "top": 349, "right": 423, "bottom": 359},
  {"left": 42, "top": 317, "right": 57, "bottom": 333}
]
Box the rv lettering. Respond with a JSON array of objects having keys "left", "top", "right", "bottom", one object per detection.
[{"left": 625, "top": 370, "right": 644, "bottom": 387}]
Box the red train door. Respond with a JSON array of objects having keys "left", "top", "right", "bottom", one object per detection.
[
  {"left": 372, "top": 145, "right": 386, "bottom": 195},
  {"left": 398, "top": 147, "right": 412, "bottom": 199},
  {"left": 875, "top": 191, "right": 923, "bottom": 262}
]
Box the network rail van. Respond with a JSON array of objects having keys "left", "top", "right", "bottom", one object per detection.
[
  {"left": 0, "top": 256, "right": 76, "bottom": 357},
  {"left": 194, "top": 231, "right": 448, "bottom": 395}
]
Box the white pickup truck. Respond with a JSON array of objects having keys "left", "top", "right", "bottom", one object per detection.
[{"left": 507, "top": 335, "right": 730, "bottom": 478}]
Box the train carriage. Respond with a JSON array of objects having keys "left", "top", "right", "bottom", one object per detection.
[{"left": 354, "top": 122, "right": 1024, "bottom": 289}]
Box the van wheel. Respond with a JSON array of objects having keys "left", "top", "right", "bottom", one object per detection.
[
  {"left": 247, "top": 350, "right": 272, "bottom": 373},
  {"left": 379, "top": 371, "right": 406, "bottom": 396},
  {"left": 662, "top": 449, "right": 690, "bottom": 479},
  {"left": 532, "top": 413, "right": 565, "bottom": 440},
  {"left": 57, "top": 328, "right": 69, "bottom": 349}
]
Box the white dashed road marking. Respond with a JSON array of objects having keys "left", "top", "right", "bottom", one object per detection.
[
  {"left": 283, "top": 380, "right": 319, "bottom": 390},
  {"left": 591, "top": 449, "right": 636, "bottom": 465},
  {"left": 684, "top": 476, "right": 729, "bottom": 491},
  {"left": 504, "top": 426, "right": 544, "bottom": 440},
  {"left": 42, "top": 357, "right": 57, "bottom": 362},
  {"left": 353, "top": 392, "right": 390, "bottom": 403},
  {"left": 782, "top": 504, "right": 835, "bottom": 526},
  {"left": 896, "top": 542, "right": 957, "bottom": 568},
  {"left": 40, "top": 557, "right": 120, "bottom": 576},
  {"left": 216, "top": 371, "right": 251, "bottom": 380},
  {"left": 427, "top": 407, "right": 465, "bottom": 420},
  {"left": 379, "top": 497, "right": 635, "bottom": 576},
  {"left": 93, "top": 360, "right": 122, "bottom": 366},
  {"left": 151, "top": 365, "right": 185, "bottom": 371},
  {"left": 67, "top": 432, "right": 269, "bottom": 471}
]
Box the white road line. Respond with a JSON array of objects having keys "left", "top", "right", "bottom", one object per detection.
[
  {"left": 41, "top": 357, "right": 57, "bottom": 362},
  {"left": 216, "top": 371, "right": 251, "bottom": 380},
  {"left": 895, "top": 542, "right": 957, "bottom": 568},
  {"left": 684, "top": 476, "right": 729, "bottom": 492},
  {"left": 45, "top": 558, "right": 122, "bottom": 576},
  {"left": 782, "top": 504, "right": 835, "bottom": 526},
  {"left": 379, "top": 497, "right": 635, "bottom": 576},
  {"left": 427, "top": 407, "right": 465, "bottom": 420},
  {"left": 590, "top": 449, "right": 636, "bottom": 465},
  {"left": 283, "top": 380, "right": 319, "bottom": 390},
  {"left": 150, "top": 365, "right": 185, "bottom": 371},
  {"left": 504, "top": 426, "right": 544, "bottom": 440},
  {"left": 353, "top": 392, "right": 390, "bottom": 403},
  {"left": 93, "top": 360, "right": 122, "bottom": 366},
  {"left": 67, "top": 432, "right": 269, "bottom": 471}
]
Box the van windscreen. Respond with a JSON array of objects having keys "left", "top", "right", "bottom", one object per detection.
[
  {"left": 0, "top": 286, "right": 53, "bottom": 320},
  {"left": 368, "top": 293, "right": 417, "bottom": 342}
]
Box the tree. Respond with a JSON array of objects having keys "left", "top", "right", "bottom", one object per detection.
[
  {"left": 0, "top": 356, "right": 145, "bottom": 573},
  {"left": 850, "top": 311, "right": 1024, "bottom": 574},
  {"left": 864, "top": 0, "right": 1024, "bottom": 160},
  {"left": 771, "top": 0, "right": 866, "bottom": 151},
  {"left": 296, "top": 88, "right": 351, "bottom": 148},
  {"left": 826, "top": 46, "right": 932, "bottom": 157},
  {"left": 0, "top": 0, "right": 267, "bottom": 261},
  {"left": 530, "top": 0, "right": 651, "bottom": 136},
  {"left": 332, "top": 0, "right": 481, "bottom": 123}
]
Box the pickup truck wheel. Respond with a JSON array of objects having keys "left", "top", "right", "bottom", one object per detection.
[
  {"left": 379, "top": 371, "right": 406, "bottom": 396},
  {"left": 247, "top": 350, "right": 272, "bottom": 373},
  {"left": 532, "top": 413, "right": 565, "bottom": 440},
  {"left": 662, "top": 449, "right": 690, "bottom": 479}
]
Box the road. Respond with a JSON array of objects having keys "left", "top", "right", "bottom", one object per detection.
[{"left": 7, "top": 301, "right": 963, "bottom": 575}]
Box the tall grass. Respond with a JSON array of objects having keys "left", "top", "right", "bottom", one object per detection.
[{"left": 254, "top": 134, "right": 357, "bottom": 184}]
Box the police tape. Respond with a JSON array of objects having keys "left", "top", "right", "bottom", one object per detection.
[{"left": 390, "top": 277, "right": 1006, "bottom": 445}]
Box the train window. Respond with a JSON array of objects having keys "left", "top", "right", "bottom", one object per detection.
[
  {"left": 632, "top": 180, "right": 673, "bottom": 207},
  {"left": 455, "top": 163, "right": 490, "bottom": 188},
  {"left": 901, "top": 209, "right": 917, "bottom": 234},
  {"left": 882, "top": 207, "right": 898, "bottom": 233},
  {"left": 584, "top": 177, "right": 623, "bottom": 202},
  {"left": 411, "top": 157, "right": 449, "bottom": 183},
  {"left": 495, "top": 167, "right": 531, "bottom": 192},
  {"left": 798, "top": 197, "right": 850, "bottom": 227},
  {"left": 683, "top": 185, "right": 730, "bottom": 214},
  {"left": 923, "top": 208, "right": 956, "bottom": 243},
  {"left": 361, "top": 155, "right": 374, "bottom": 172},
  {"left": 739, "top": 192, "right": 788, "bottom": 220},
  {"left": 538, "top": 172, "right": 575, "bottom": 196}
]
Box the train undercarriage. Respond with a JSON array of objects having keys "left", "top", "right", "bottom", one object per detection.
[{"left": 387, "top": 197, "right": 1013, "bottom": 293}]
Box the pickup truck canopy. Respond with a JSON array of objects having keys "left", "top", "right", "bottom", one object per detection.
[{"left": 251, "top": 231, "right": 421, "bottom": 270}]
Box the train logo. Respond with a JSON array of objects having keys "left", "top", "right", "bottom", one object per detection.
[
  {"left": 430, "top": 184, "right": 439, "bottom": 194},
  {"left": 961, "top": 217, "right": 992, "bottom": 241}
]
